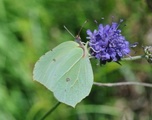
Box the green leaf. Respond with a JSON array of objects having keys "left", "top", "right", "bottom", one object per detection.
[{"left": 33, "top": 41, "right": 93, "bottom": 107}]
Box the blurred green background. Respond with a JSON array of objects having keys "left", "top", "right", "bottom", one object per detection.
[{"left": 0, "top": 0, "right": 152, "bottom": 120}]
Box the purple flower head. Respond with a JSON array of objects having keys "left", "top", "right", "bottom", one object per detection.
[{"left": 86, "top": 20, "right": 130, "bottom": 64}]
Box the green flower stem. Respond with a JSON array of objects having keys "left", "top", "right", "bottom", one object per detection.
[
  {"left": 122, "top": 55, "right": 145, "bottom": 61},
  {"left": 40, "top": 102, "right": 61, "bottom": 120}
]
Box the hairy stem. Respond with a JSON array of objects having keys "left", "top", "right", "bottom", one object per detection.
[
  {"left": 122, "top": 55, "right": 145, "bottom": 61},
  {"left": 93, "top": 82, "right": 152, "bottom": 88}
]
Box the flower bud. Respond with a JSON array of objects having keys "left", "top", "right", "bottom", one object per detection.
[{"left": 144, "top": 46, "right": 152, "bottom": 63}]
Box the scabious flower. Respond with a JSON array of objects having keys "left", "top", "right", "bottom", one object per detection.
[{"left": 86, "top": 20, "right": 130, "bottom": 64}]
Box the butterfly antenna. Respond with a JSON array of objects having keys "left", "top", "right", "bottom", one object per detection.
[
  {"left": 77, "top": 20, "right": 88, "bottom": 36},
  {"left": 63, "top": 25, "right": 75, "bottom": 38}
]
